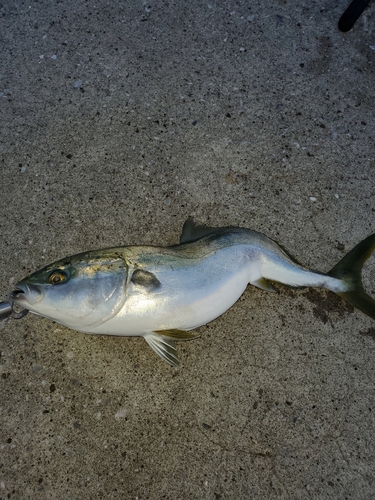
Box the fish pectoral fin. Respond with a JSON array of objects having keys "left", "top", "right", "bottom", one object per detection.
[
  {"left": 131, "top": 269, "right": 161, "bottom": 289},
  {"left": 153, "top": 328, "right": 200, "bottom": 340},
  {"left": 180, "top": 217, "right": 219, "bottom": 244},
  {"left": 251, "top": 277, "right": 276, "bottom": 292},
  {"left": 144, "top": 333, "right": 180, "bottom": 367}
]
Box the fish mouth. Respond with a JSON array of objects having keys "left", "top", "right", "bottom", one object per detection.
[{"left": 13, "top": 284, "right": 44, "bottom": 306}]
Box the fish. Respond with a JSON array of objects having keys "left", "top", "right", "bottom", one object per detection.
[{"left": 13, "top": 218, "right": 375, "bottom": 366}]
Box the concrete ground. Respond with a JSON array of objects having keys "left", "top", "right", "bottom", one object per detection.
[{"left": 1, "top": 0, "right": 375, "bottom": 498}]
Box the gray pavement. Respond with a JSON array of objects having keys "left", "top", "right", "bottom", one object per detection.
[{"left": 1, "top": 1, "right": 375, "bottom": 498}]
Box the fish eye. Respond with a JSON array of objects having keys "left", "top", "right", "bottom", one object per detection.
[{"left": 49, "top": 271, "right": 67, "bottom": 285}]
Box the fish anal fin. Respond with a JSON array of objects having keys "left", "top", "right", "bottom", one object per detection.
[
  {"left": 144, "top": 333, "right": 180, "bottom": 367},
  {"left": 153, "top": 328, "right": 200, "bottom": 340},
  {"left": 251, "top": 277, "right": 276, "bottom": 292},
  {"left": 180, "top": 217, "right": 219, "bottom": 244}
]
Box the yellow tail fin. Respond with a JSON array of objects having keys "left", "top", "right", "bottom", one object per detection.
[{"left": 328, "top": 234, "right": 375, "bottom": 319}]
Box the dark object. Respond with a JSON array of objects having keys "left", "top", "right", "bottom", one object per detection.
[{"left": 338, "top": 0, "right": 372, "bottom": 32}]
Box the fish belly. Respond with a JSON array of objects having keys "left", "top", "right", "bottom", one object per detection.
[{"left": 86, "top": 245, "right": 254, "bottom": 336}]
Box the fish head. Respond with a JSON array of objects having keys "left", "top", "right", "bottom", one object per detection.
[{"left": 13, "top": 251, "right": 128, "bottom": 329}]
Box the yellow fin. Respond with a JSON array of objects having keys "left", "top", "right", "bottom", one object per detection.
[
  {"left": 252, "top": 277, "right": 276, "bottom": 292},
  {"left": 153, "top": 328, "right": 200, "bottom": 340}
]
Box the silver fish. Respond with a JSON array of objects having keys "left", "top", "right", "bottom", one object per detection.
[{"left": 13, "top": 218, "right": 375, "bottom": 366}]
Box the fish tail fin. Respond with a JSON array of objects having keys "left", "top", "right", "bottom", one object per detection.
[{"left": 328, "top": 234, "right": 375, "bottom": 319}]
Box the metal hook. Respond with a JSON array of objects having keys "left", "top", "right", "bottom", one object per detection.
[
  {"left": 0, "top": 300, "right": 13, "bottom": 320},
  {"left": 0, "top": 291, "right": 29, "bottom": 321}
]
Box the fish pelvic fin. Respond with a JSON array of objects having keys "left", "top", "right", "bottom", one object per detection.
[
  {"left": 153, "top": 328, "right": 200, "bottom": 340},
  {"left": 144, "top": 329, "right": 200, "bottom": 367},
  {"left": 144, "top": 333, "right": 180, "bottom": 367},
  {"left": 328, "top": 233, "right": 375, "bottom": 319}
]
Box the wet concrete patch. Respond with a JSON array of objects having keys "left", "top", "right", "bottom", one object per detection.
[
  {"left": 360, "top": 327, "right": 375, "bottom": 342},
  {"left": 303, "top": 289, "right": 354, "bottom": 324}
]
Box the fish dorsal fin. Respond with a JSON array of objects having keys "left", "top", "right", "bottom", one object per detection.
[
  {"left": 144, "top": 329, "right": 200, "bottom": 366},
  {"left": 131, "top": 269, "right": 161, "bottom": 288},
  {"left": 180, "top": 217, "right": 219, "bottom": 244}
]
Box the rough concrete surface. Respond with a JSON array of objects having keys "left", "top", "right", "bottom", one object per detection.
[{"left": 1, "top": 0, "right": 375, "bottom": 498}]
